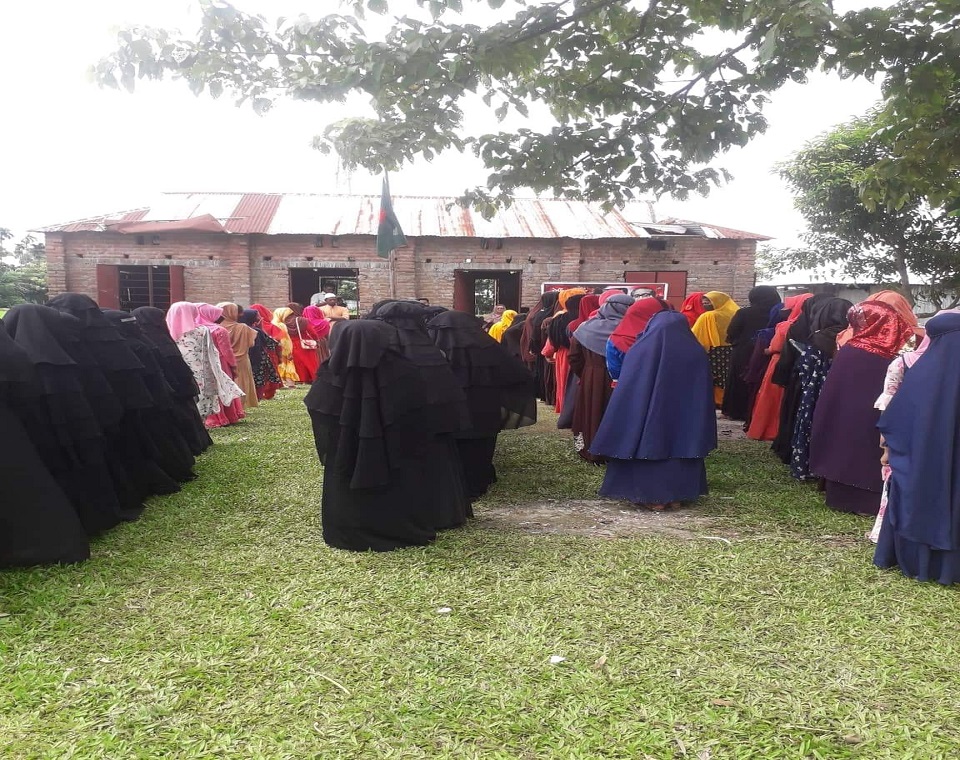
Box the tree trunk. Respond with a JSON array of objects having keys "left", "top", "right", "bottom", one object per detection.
[{"left": 894, "top": 251, "right": 914, "bottom": 306}]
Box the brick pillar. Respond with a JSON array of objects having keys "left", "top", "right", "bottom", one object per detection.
[
  {"left": 44, "top": 233, "right": 67, "bottom": 297},
  {"left": 559, "top": 238, "right": 582, "bottom": 282}
]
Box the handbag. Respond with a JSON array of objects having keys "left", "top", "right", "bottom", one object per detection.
[{"left": 296, "top": 320, "right": 318, "bottom": 351}]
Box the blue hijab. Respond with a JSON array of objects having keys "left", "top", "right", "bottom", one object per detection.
[
  {"left": 590, "top": 311, "right": 717, "bottom": 461},
  {"left": 755, "top": 302, "right": 787, "bottom": 343},
  {"left": 878, "top": 311, "right": 960, "bottom": 550}
]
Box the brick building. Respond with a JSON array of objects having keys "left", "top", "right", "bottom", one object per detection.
[{"left": 41, "top": 193, "right": 769, "bottom": 313}]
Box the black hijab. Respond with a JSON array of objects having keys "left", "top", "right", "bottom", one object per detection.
[
  {"left": 48, "top": 293, "right": 144, "bottom": 372},
  {"left": 547, "top": 293, "right": 586, "bottom": 350},
  {"left": 524, "top": 291, "right": 560, "bottom": 355},
  {"left": 808, "top": 298, "right": 853, "bottom": 357},
  {"left": 304, "top": 320, "right": 433, "bottom": 489},
  {"left": 0, "top": 321, "right": 35, "bottom": 385},
  {"left": 726, "top": 286, "right": 782, "bottom": 346},
  {"left": 427, "top": 310, "right": 537, "bottom": 433},
  {"left": 133, "top": 307, "right": 182, "bottom": 358},
  {"left": 773, "top": 293, "right": 834, "bottom": 385},
  {"left": 2, "top": 304, "right": 77, "bottom": 367},
  {"left": 368, "top": 300, "right": 470, "bottom": 432}
]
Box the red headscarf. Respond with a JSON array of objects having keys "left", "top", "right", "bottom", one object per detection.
[
  {"left": 569, "top": 295, "right": 601, "bottom": 333},
  {"left": 680, "top": 292, "right": 707, "bottom": 327},
  {"left": 845, "top": 301, "right": 914, "bottom": 359},
  {"left": 610, "top": 298, "right": 670, "bottom": 352},
  {"left": 251, "top": 303, "right": 284, "bottom": 342}
]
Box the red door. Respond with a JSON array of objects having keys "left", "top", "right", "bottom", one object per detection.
[
  {"left": 170, "top": 265, "right": 185, "bottom": 304},
  {"left": 626, "top": 270, "right": 687, "bottom": 310},
  {"left": 453, "top": 270, "right": 472, "bottom": 312},
  {"left": 96, "top": 264, "right": 120, "bottom": 308}
]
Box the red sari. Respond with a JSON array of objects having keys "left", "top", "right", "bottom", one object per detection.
[{"left": 286, "top": 315, "right": 321, "bottom": 384}]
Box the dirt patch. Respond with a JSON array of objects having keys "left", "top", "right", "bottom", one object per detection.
[
  {"left": 477, "top": 499, "right": 728, "bottom": 540},
  {"left": 716, "top": 415, "right": 746, "bottom": 441}
]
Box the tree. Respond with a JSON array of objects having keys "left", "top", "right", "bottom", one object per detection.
[
  {"left": 0, "top": 228, "right": 47, "bottom": 308},
  {"left": 772, "top": 114, "right": 960, "bottom": 308},
  {"left": 824, "top": 1, "right": 960, "bottom": 211},
  {"left": 91, "top": 1, "right": 960, "bottom": 212}
]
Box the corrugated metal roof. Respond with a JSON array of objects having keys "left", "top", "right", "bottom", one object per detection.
[
  {"left": 39, "top": 193, "right": 763, "bottom": 241},
  {"left": 659, "top": 218, "right": 772, "bottom": 241}
]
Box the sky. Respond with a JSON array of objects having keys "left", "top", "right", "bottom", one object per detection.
[{"left": 1, "top": 0, "right": 892, "bottom": 247}]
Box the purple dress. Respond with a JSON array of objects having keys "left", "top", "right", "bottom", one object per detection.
[{"left": 808, "top": 345, "right": 889, "bottom": 515}]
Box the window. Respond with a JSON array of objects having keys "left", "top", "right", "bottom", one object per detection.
[{"left": 118, "top": 265, "right": 173, "bottom": 310}]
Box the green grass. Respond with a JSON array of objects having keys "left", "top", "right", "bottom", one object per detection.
[{"left": 3, "top": 391, "right": 959, "bottom": 759}]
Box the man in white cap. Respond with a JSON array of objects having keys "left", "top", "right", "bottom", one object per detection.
[{"left": 320, "top": 292, "right": 350, "bottom": 322}]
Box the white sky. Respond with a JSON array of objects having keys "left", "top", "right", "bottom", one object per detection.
[{"left": 1, "top": 1, "right": 891, "bottom": 245}]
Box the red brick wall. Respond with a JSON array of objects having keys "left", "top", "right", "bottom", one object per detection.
[{"left": 47, "top": 232, "right": 757, "bottom": 310}]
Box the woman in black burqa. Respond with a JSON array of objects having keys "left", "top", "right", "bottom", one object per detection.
[
  {"left": 304, "top": 320, "right": 465, "bottom": 551},
  {"left": 427, "top": 309, "right": 537, "bottom": 499},
  {"left": 721, "top": 285, "right": 782, "bottom": 421},
  {"left": 103, "top": 309, "right": 197, "bottom": 483},
  {"left": 47, "top": 293, "right": 182, "bottom": 501},
  {"left": 133, "top": 306, "right": 213, "bottom": 455},
  {"left": 522, "top": 291, "right": 560, "bottom": 404},
  {"left": 3, "top": 304, "right": 136, "bottom": 533},
  {"left": 363, "top": 300, "right": 472, "bottom": 526},
  {"left": 0, "top": 323, "right": 89, "bottom": 566}
]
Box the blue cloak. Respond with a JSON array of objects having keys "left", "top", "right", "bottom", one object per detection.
[{"left": 590, "top": 311, "right": 717, "bottom": 461}]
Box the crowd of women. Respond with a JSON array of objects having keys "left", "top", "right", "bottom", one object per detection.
[
  {"left": 515, "top": 284, "right": 960, "bottom": 585},
  {"left": 0, "top": 292, "right": 348, "bottom": 567},
  {"left": 1, "top": 295, "right": 213, "bottom": 566},
  {"left": 6, "top": 283, "right": 960, "bottom": 585}
]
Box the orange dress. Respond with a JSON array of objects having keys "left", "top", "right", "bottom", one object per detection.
[{"left": 746, "top": 324, "right": 788, "bottom": 441}]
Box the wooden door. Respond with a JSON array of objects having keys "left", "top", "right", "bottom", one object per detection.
[{"left": 96, "top": 264, "right": 120, "bottom": 308}]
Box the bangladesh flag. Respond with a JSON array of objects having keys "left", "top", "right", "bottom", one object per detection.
[{"left": 376, "top": 174, "right": 407, "bottom": 258}]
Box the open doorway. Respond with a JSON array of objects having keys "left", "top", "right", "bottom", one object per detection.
[
  {"left": 289, "top": 268, "right": 360, "bottom": 315},
  {"left": 453, "top": 270, "right": 521, "bottom": 314}
]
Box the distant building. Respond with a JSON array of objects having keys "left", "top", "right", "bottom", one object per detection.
[
  {"left": 762, "top": 269, "right": 957, "bottom": 318},
  {"left": 40, "top": 193, "right": 770, "bottom": 313}
]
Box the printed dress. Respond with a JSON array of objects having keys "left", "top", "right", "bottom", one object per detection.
[
  {"left": 868, "top": 357, "right": 906, "bottom": 542},
  {"left": 790, "top": 347, "right": 831, "bottom": 481},
  {"left": 176, "top": 327, "right": 244, "bottom": 422}
]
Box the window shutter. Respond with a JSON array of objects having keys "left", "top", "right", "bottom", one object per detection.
[
  {"left": 169, "top": 265, "right": 185, "bottom": 304},
  {"left": 96, "top": 265, "right": 120, "bottom": 308}
]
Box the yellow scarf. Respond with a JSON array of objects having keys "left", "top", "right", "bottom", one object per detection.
[
  {"left": 692, "top": 291, "right": 739, "bottom": 349},
  {"left": 488, "top": 310, "right": 518, "bottom": 342}
]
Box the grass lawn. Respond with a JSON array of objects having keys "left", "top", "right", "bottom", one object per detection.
[{"left": 2, "top": 389, "right": 959, "bottom": 759}]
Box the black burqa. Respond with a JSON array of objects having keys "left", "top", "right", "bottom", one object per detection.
[
  {"left": 501, "top": 312, "right": 528, "bottom": 362},
  {"left": 133, "top": 306, "right": 213, "bottom": 455},
  {"left": 103, "top": 309, "right": 197, "bottom": 483},
  {"left": 366, "top": 300, "right": 472, "bottom": 527},
  {"left": 3, "top": 304, "right": 133, "bottom": 533},
  {"left": 525, "top": 291, "right": 560, "bottom": 403},
  {"left": 721, "top": 286, "right": 781, "bottom": 421},
  {"left": 48, "top": 293, "right": 181, "bottom": 501},
  {"left": 427, "top": 310, "right": 537, "bottom": 499},
  {"left": 0, "top": 324, "right": 89, "bottom": 566},
  {"left": 304, "top": 320, "right": 447, "bottom": 551}
]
